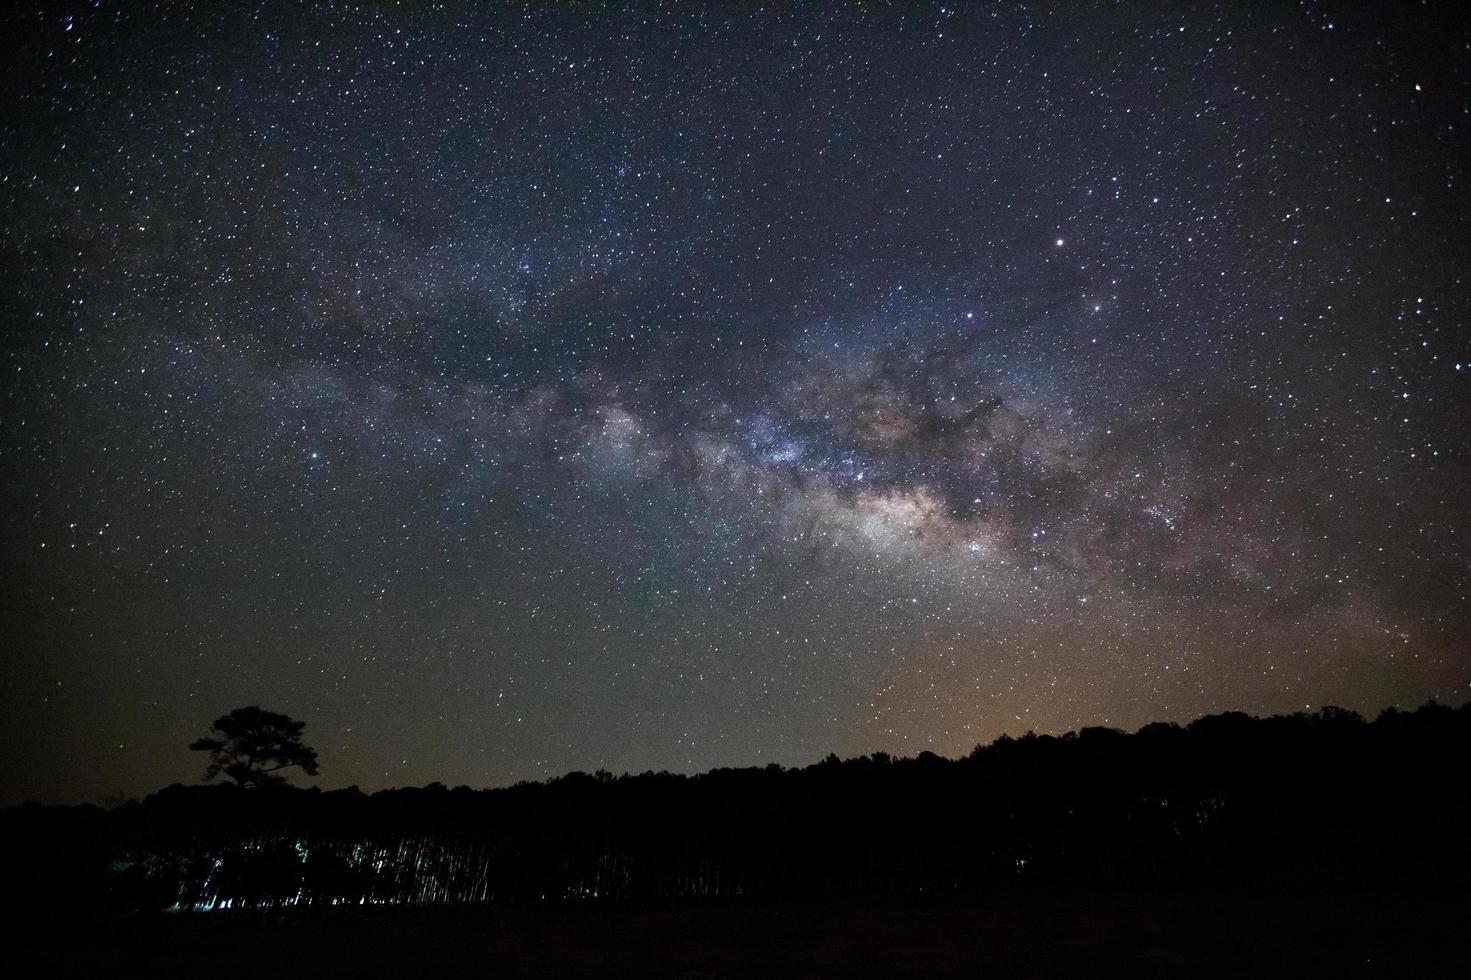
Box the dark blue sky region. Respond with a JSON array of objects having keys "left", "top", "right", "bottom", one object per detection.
[{"left": 2, "top": 2, "right": 1467, "bottom": 804}]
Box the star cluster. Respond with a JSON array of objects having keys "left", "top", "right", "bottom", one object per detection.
[{"left": 2, "top": 3, "right": 1467, "bottom": 803}]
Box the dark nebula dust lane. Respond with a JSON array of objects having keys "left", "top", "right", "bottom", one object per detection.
[{"left": 2, "top": 3, "right": 1468, "bottom": 804}]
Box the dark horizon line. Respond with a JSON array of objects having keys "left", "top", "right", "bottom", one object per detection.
[{"left": 20, "top": 697, "right": 1468, "bottom": 812}]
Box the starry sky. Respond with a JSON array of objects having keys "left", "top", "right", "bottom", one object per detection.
[{"left": 3, "top": 2, "right": 1468, "bottom": 805}]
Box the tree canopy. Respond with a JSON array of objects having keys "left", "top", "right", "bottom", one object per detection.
[
  {"left": 188, "top": 706, "right": 319, "bottom": 788},
  {"left": 5, "top": 702, "right": 1470, "bottom": 917}
]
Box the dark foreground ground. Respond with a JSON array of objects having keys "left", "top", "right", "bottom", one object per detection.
[{"left": 11, "top": 889, "right": 1467, "bottom": 978}]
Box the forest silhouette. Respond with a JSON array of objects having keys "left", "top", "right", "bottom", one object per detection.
[{"left": 5, "top": 702, "right": 1468, "bottom": 916}]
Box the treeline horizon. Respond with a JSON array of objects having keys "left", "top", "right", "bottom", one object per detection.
[
  {"left": 26, "top": 699, "right": 1471, "bottom": 806},
  {"left": 6, "top": 701, "right": 1470, "bottom": 914}
]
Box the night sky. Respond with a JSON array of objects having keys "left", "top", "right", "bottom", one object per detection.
[{"left": 3, "top": 3, "right": 1468, "bottom": 806}]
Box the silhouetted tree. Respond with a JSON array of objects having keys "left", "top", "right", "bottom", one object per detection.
[
  {"left": 9, "top": 700, "right": 1469, "bottom": 913},
  {"left": 189, "top": 706, "right": 320, "bottom": 787}
]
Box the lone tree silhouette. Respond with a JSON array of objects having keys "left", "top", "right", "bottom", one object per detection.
[{"left": 189, "top": 706, "right": 320, "bottom": 787}]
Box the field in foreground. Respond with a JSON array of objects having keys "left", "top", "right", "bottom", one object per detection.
[{"left": 13, "top": 889, "right": 1467, "bottom": 979}]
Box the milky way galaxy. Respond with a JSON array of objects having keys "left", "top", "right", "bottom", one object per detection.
[{"left": 2, "top": 3, "right": 1468, "bottom": 804}]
